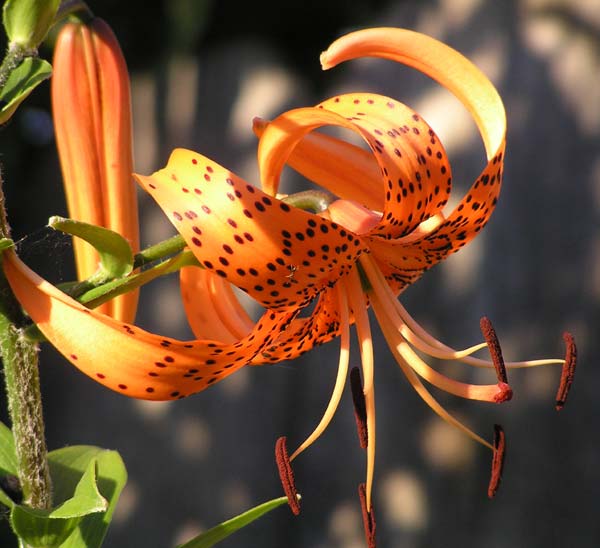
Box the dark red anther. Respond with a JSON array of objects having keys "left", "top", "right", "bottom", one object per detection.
[
  {"left": 275, "top": 436, "right": 300, "bottom": 515},
  {"left": 358, "top": 483, "right": 376, "bottom": 548},
  {"left": 350, "top": 367, "right": 368, "bottom": 449},
  {"left": 487, "top": 424, "right": 506, "bottom": 498},
  {"left": 480, "top": 317, "right": 510, "bottom": 395},
  {"left": 494, "top": 382, "right": 513, "bottom": 403},
  {"left": 556, "top": 332, "right": 577, "bottom": 411}
]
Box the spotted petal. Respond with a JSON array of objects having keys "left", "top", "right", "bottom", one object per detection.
[
  {"left": 321, "top": 27, "right": 506, "bottom": 271},
  {"left": 253, "top": 117, "right": 384, "bottom": 211},
  {"left": 3, "top": 251, "right": 296, "bottom": 400},
  {"left": 252, "top": 285, "right": 342, "bottom": 364},
  {"left": 320, "top": 28, "right": 505, "bottom": 156},
  {"left": 258, "top": 94, "right": 452, "bottom": 240},
  {"left": 134, "top": 149, "right": 367, "bottom": 311}
]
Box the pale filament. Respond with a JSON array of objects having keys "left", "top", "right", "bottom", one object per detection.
[
  {"left": 370, "top": 289, "right": 493, "bottom": 451},
  {"left": 361, "top": 255, "right": 564, "bottom": 370},
  {"left": 290, "top": 284, "right": 350, "bottom": 461}
]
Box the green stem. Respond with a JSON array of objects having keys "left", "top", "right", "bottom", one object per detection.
[
  {"left": 0, "top": 179, "right": 52, "bottom": 510},
  {"left": 0, "top": 313, "right": 51, "bottom": 509},
  {"left": 0, "top": 43, "right": 36, "bottom": 93},
  {"left": 281, "top": 190, "right": 334, "bottom": 213},
  {"left": 133, "top": 234, "right": 187, "bottom": 268},
  {"left": 80, "top": 250, "right": 197, "bottom": 309}
]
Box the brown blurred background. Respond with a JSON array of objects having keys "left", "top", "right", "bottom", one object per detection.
[{"left": 1, "top": 0, "right": 599, "bottom": 546}]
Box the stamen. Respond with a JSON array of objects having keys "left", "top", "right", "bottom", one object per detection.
[
  {"left": 362, "top": 255, "right": 565, "bottom": 372},
  {"left": 363, "top": 261, "right": 512, "bottom": 404},
  {"left": 275, "top": 436, "right": 301, "bottom": 515},
  {"left": 368, "top": 287, "right": 493, "bottom": 450},
  {"left": 555, "top": 332, "right": 577, "bottom": 411},
  {"left": 487, "top": 424, "right": 506, "bottom": 498},
  {"left": 358, "top": 483, "right": 377, "bottom": 548},
  {"left": 360, "top": 255, "right": 493, "bottom": 360},
  {"left": 350, "top": 366, "right": 368, "bottom": 449},
  {"left": 480, "top": 316, "right": 512, "bottom": 402}
]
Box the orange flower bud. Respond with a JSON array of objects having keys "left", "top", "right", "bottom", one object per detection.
[{"left": 51, "top": 17, "right": 139, "bottom": 322}]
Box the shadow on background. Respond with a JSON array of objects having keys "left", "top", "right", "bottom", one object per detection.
[{"left": 1, "top": 0, "right": 598, "bottom": 546}]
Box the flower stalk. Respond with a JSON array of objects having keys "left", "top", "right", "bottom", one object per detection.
[
  {"left": 0, "top": 42, "right": 35, "bottom": 90},
  {"left": 0, "top": 177, "right": 52, "bottom": 510}
]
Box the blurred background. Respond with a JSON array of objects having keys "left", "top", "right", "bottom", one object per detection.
[{"left": 1, "top": 0, "right": 599, "bottom": 546}]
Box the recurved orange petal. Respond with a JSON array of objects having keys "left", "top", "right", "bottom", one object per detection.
[
  {"left": 257, "top": 94, "right": 452, "bottom": 240},
  {"left": 134, "top": 149, "right": 367, "bottom": 311},
  {"left": 320, "top": 28, "right": 506, "bottom": 277},
  {"left": 180, "top": 265, "right": 253, "bottom": 342},
  {"left": 253, "top": 117, "right": 384, "bottom": 211},
  {"left": 252, "top": 285, "right": 342, "bottom": 364},
  {"left": 319, "top": 94, "right": 452, "bottom": 239},
  {"left": 320, "top": 28, "right": 505, "bottom": 157},
  {"left": 3, "top": 251, "right": 295, "bottom": 400}
]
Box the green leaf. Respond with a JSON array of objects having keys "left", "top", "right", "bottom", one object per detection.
[
  {"left": 49, "top": 459, "right": 107, "bottom": 519},
  {"left": 0, "top": 422, "right": 18, "bottom": 510},
  {"left": 10, "top": 506, "right": 79, "bottom": 547},
  {"left": 10, "top": 459, "right": 107, "bottom": 547},
  {"left": 3, "top": 0, "right": 60, "bottom": 48},
  {"left": 48, "top": 446, "right": 127, "bottom": 548},
  {"left": 0, "top": 421, "right": 17, "bottom": 477},
  {"left": 49, "top": 216, "right": 134, "bottom": 280},
  {"left": 177, "top": 495, "right": 297, "bottom": 548},
  {"left": 0, "top": 57, "right": 52, "bottom": 124}
]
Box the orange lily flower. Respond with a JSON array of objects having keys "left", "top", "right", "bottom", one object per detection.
[
  {"left": 52, "top": 17, "right": 139, "bottom": 322},
  {"left": 3, "top": 27, "right": 576, "bottom": 545}
]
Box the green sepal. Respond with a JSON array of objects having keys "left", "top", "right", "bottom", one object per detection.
[
  {"left": 0, "top": 238, "right": 14, "bottom": 252},
  {"left": 0, "top": 421, "right": 17, "bottom": 477},
  {"left": 0, "top": 57, "right": 52, "bottom": 124},
  {"left": 3, "top": 0, "right": 60, "bottom": 48},
  {"left": 10, "top": 458, "right": 107, "bottom": 547},
  {"left": 49, "top": 216, "right": 134, "bottom": 281},
  {"left": 177, "top": 495, "right": 298, "bottom": 548}
]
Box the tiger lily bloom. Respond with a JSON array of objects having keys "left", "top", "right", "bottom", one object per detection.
[
  {"left": 3, "top": 27, "right": 576, "bottom": 545},
  {"left": 51, "top": 16, "right": 139, "bottom": 322}
]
